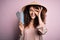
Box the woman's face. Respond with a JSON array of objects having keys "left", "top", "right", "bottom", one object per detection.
[{"left": 29, "top": 6, "right": 39, "bottom": 19}]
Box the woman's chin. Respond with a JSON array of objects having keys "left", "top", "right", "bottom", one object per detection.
[{"left": 31, "top": 17, "right": 35, "bottom": 20}]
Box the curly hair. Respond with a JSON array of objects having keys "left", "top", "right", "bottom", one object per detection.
[{"left": 23, "top": 5, "right": 47, "bottom": 28}]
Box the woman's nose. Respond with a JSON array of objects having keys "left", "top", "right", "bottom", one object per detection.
[
  {"left": 32, "top": 12, "right": 34, "bottom": 14},
  {"left": 32, "top": 11, "right": 35, "bottom": 14}
]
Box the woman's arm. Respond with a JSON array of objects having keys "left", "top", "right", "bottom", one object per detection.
[
  {"left": 36, "top": 16, "right": 47, "bottom": 35},
  {"left": 19, "top": 22, "right": 24, "bottom": 40},
  {"left": 36, "top": 7, "right": 47, "bottom": 35}
]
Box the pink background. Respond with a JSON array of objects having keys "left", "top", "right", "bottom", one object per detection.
[{"left": 0, "top": 0, "right": 60, "bottom": 40}]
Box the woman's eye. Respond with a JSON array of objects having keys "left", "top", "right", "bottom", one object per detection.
[
  {"left": 35, "top": 9, "right": 39, "bottom": 12},
  {"left": 30, "top": 11, "right": 32, "bottom": 12},
  {"left": 30, "top": 9, "right": 33, "bottom": 11},
  {"left": 36, "top": 10, "right": 38, "bottom": 12}
]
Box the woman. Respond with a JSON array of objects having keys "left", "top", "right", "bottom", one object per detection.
[{"left": 18, "top": 4, "right": 47, "bottom": 40}]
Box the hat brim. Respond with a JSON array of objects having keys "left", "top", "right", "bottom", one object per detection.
[{"left": 22, "top": 4, "right": 47, "bottom": 13}]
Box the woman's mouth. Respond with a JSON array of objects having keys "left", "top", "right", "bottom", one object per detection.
[{"left": 31, "top": 13, "right": 35, "bottom": 17}]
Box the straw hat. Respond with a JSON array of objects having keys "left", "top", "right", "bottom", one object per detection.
[{"left": 22, "top": 1, "right": 47, "bottom": 13}]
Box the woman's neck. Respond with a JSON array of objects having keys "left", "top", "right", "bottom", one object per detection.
[{"left": 28, "top": 19, "right": 34, "bottom": 28}]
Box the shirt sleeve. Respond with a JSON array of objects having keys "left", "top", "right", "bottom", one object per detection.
[{"left": 36, "top": 25, "right": 48, "bottom": 35}]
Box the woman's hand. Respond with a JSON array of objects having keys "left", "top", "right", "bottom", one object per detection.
[
  {"left": 35, "top": 7, "right": 43, "bottom": 24},
  {"left": 35, "top": 7, "right": 43, "bottom": 17},
  {"left": 19, "top": 22, "right": 24, "bottom": 34},
  {"left": 39, "top": 7, "right": 43, "bottom": 16}
]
